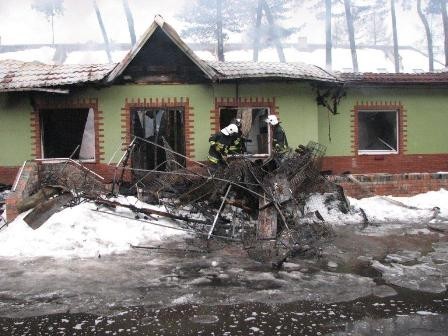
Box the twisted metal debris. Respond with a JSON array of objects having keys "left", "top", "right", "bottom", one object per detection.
[{"left": 110, "top": 137, "right": 346, "bottom": 264}]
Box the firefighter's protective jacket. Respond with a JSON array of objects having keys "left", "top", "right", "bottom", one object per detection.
[
  {"left": 273, "top": 124, "right": 289, "bottom": 154},
  {"left": 208, "top": 132, "right": 233, "bottom": 165},
  {"left": 228, "top": 132, "right": 243, "bottom": 155}
]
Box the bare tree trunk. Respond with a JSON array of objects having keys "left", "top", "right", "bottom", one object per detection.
[
  {"left": 253, "top": 0, "right": 263, "bottom": 62},
  {"left": 122, "top": 0, "right": 136, "bottom": 46},
  {"left": 216, "top": 0, "right": 225, "bottom": 61},
  {"left": 441, "top": 0, "right": 448, "bottom": 67},
  {"left": 344, "top": 0, "right": 358, "bottom": 72},
  {"left": 51, "top": 15, "right": 55, "bottom": 45},
  {"left": 93, "top": 0, "right": 112, "bottom": 63},
  {"left": 261, "top": 0, "right": 286, "bottom": 62},
  {"left": 391, "top": 0, "right": 400, "bottom": 72},
  {"left": 417, "top": 0, "right": 434, "bottom": 71},
  {"left": 325, "top": 0, "right": 332, "bottom": 70}
]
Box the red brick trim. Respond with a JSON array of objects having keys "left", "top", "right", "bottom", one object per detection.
[
  {"left": 322, "top": 154, "right": 448, "bottom": 175},
  {"left": 330, "top": 172, "right": 448, "bottom": 198},
  {"left": 120, "top": 97, "right": 194, "bottom": 159},
  {"left": 32, "top": 97, "right": 103, "bottom": 163},
  {"left": 210, "top": 97, "right": 277, "bottom": 134},
  {"left": 0, "top": 166, "right": 20, "bottom": 185},
  {"left": 352, "top": 101, "right": 406, "bottom": 156}
]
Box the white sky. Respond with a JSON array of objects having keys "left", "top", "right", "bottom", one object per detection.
[
  {"left": 0, "top": 0, "right": 444, "bottom": 70},
  {"left": 0, "top": 0, "right": 440, "bottom": 45}
]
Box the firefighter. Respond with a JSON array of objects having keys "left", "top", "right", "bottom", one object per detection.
[
  {"left": 265, "top": 115, "right": 289, "bottom": 155},
  {"left": 208, "top": 124, "right": 239, "bottom": 166},
  {"left": 228, "top": 118, "right": 243, "bottom": 155}
]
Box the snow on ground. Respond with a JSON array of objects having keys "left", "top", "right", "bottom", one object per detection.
[
  {"left": 0, "top": 196, "right": 187, "bottom": 259},
  {"left": 1, "top": 189, "right": 448, "bottom": 259},
  {"left": 305, "top": 188, "right": 448, "bottom": 226}
]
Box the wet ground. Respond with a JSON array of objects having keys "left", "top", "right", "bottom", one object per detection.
[{"left": 1, "top": 224, "right": 448, "bottom": 335}]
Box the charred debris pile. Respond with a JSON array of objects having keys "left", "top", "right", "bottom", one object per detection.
[
  {"left": 15, "top": 139, "right": 352, "bottom": 266},
  {"left": 108, "top": 138, "right": 348, "bottom": 265}
]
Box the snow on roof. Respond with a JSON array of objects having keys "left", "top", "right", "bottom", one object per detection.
[
  {"left": 195, "top": 47, "right": 445, "bottom": 74},
  {"left": 0, "top": 47, "right": 56, "bottom": 64},
  {"left": 338, "top": 71, "right": 448, "bottom": 84},
  {"left": 207, "top": 60, "right": 338, "bottom": 82},
  {"left": 64, "top": 50, "right": 128, "bottom": 65},
  {"left": 0, "top": 59, "right": 115, "bottom": 92}
]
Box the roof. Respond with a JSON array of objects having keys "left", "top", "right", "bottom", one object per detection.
[
  {"left": 0, "top": 59, "right": 114, "bottom": 92},
  {"left": 106, "top": 15, "right": 218, "bottom": 82},
  {"left": 208, "top": 61, "right": 339, "bottom": 82},
  {"left": 338, "top": 71, "right": 448, "bottom": 85}
]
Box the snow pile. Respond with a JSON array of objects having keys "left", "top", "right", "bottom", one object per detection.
[
  {"left": 305, "top": 188, "right": 448, "bottom": 226},
  {"left": 0, "top": 189, "right": 9, "bottom": 223},
  {"left": 0, "top": 196, "right": 187, "bottom": 259}
]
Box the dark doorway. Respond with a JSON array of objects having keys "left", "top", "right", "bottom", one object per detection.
[
  {"left": 40, "top": 108, "right": 94, "bottom": 160},
  {"left": 131, "top": 108, "right": 185, "bottom": 171}
]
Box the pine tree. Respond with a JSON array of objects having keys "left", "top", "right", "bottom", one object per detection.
[
  {"left": 427, "top": 0, "right": 448, "bottom": 66},
  {"left": 122, "top": 0, "right": 136, "bottom": 47},
  {"left": 418, "top": 0, "right": 435, "bottom": 71},
  {"left": 179, "top": 0, "right": 251, "bottom": 61},
  {"left": 31, "top": 0, "right": 64, "bottom": 45},
  {"left": 92, "top": 0, "right": 112, "bottom": 63}
]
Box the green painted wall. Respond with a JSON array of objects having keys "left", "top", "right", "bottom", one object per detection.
[
  {"left": 0, "top": 93, "right": 33, "bottom": 166},
  {"left": 85, "top": 84, "right": 213, "bottom": 163},
  {"left": 86, "top": 82, "right": 318, "bottom": 162},
  {"left": 318, "top": 86, "right": 448, "bottom": 156},
  {"left": 1, "top": 83, "right": 447, "bottom": 167}
]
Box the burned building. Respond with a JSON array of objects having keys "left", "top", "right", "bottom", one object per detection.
[{"left": 1, "top": 16, "right": 448, "bottom": 223}]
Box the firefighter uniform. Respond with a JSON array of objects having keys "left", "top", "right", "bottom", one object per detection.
[
  {"left": 272, "top": 124, "right": 289, "bottom": 154},
  {"left": 265, "top": 115, "right": 289, "bottom": 155},
  {"left": 207, "top": 124, "right": 239, "bottom": 165},
  {"left": 228, "top": 133, "right": 243, "bottom": 155}
]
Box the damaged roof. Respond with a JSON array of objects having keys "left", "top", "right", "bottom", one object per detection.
[
  {"left": 0, "top": 59, "right": 115, "bottom": 92},
  {"left": 338, "top": 71, "right": 448, "bottom": 85},
  {"left": 106, "top": 15, "right": 218, "bottom": 82},
  {"left": 208, "top": 61, "right": 339, "bottom": 82}
]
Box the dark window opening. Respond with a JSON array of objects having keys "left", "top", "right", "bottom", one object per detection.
[
  {"left": 358, "top": 110, "right": 398, "bottom": 153},
  {"left": 40, "top": 108, "right": 95, "bottom": 160},
  {"left": 219, "top": 107, "right": 270, "bottom": 155},
  {"left": 131, "top": 107, "right": 185, "bottom": 171}
]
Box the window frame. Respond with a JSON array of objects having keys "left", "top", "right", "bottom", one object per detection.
[
  {"left": 218, "top": 106, "right": 272, "bottom": 158},
  {"left": 39, "top": 107, "right": 97, "bottom": 163},
  {"left": 130, "top": 106, "right": 186, "bottom": 169},
  {"left": 357, "top": 109, "right": 400, "bottom": 156}
]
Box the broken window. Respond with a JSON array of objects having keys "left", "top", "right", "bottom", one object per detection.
[
  {"left": 219, "top": 107, "right": 270, "bottom": 156},
  {"left": 40, "top": 108, "right": 95, "bottom": 160},
  {"left": 358, "top": 110, "right": 398, "bottom": 154},
  {"left": 131, "top": 107, "right": 185, "bottom": 170}
]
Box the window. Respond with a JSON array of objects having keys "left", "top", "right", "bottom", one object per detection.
[
  {"left": 40, "top": 108, "right": 95, "bottom": 161},
  {"left": 131, "top": 107, "right": 185, "bottom": 170},
  {"left": 358, "top": 110, "right": 398, "bottom": 154},
  {"left": 219, "top": 107, "right": 270, "bottom": 156}
]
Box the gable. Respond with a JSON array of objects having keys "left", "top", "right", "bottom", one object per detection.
[
  {"left": 119, "top": 27, "right": 211, "bottom": 83},
  {"left": 106, "top": 17, "right": 217, "bottom": 84}
]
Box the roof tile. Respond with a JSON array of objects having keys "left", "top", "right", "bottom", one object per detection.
[
  {"left": 0, "top": 60, "right": 115, "bottom": 91},
  {"left": 207, "top": 61, "right": 338, "bottom": 82}
]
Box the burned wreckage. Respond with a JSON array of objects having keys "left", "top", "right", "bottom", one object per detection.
[{"left": 11, "top": 131, "right": 351, "bottom": 266}]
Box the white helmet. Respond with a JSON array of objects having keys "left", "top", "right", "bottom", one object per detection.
[
  {"left": 265, "top": 115, "right": 279, "bottom": 126},
  {"left": 221, "top": 123, "right": 238, "bottom": 136}
]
